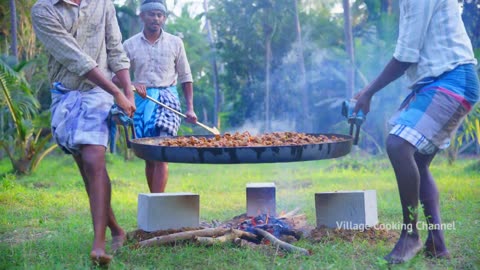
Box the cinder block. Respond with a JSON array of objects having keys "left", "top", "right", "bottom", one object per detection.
[
  {"left": 246, "top": 183, "right": 276, "bottom": 217},
  {"left": 138, "top": 192, "right": 199, "bottom": 232},
  {"left": 315, "top": 190, "right": 378, "bottom": 229}
]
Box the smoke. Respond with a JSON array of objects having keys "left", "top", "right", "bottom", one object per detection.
[{"left": 225, "top": 119, "right": 297, "bottom": 135}]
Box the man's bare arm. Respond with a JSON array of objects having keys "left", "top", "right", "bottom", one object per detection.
[
  {"left": 354, "top": 58, "right": 412, "bottom": 114},
  {"left": 360, "top": 58, "right": 412, "bottom": 97},
  {"left": 84, "top": 68, "right": 135, "bottom": 116},
  {"left": 181, "top": 82, "right": 197, "bottom": 123}
]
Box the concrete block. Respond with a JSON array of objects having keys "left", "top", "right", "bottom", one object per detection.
[
  {"left": 315, "top": 190, "right": 378, "bottom": 229},
  {"left": 138, "top": 192, "right": 199, "bottom": 232},
  {"left": 246, "top": 183, "right": 276, "bottom": 217}
]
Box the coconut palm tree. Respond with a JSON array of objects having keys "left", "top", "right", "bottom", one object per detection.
[{"left": 0, "top": 58, "right": 57, "bottom": 174}]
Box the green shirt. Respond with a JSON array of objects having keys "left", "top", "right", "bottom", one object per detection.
[{"left": 31, "top": 0, "right": 130, "bottom": 91}]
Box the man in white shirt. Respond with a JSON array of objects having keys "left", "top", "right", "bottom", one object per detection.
[
  {"left": 354, "top": 0, "right": 479, "bottom": 264},
  {"left": 114, "top": 0, "right": 197, "bottom": 193}
]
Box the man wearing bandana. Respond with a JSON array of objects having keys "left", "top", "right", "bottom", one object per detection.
[{"left": 114, "top": 0, "right": 198, "bottom": 193}]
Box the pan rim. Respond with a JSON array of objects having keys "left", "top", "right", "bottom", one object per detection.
[{"left": 130, "top": 133, "right": 353, "bottom": 150}]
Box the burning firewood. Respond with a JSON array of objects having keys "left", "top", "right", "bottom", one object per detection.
[
  {"left": 253, "top": 228, "right": 311, "bottom": 256},
  {"left": 195, "top": 229, "right": 258, "bottom": 246},
  {"left": 134, "top": 210, "right": 311, "bottom": 256}
]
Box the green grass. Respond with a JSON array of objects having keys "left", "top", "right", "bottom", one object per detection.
[{"left": 0, "top": 152, "right": 479, "bottom": 269}]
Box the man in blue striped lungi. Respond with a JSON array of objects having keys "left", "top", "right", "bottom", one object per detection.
[{"left": 114, "top": 0, "right": 198, "bottom": 193}]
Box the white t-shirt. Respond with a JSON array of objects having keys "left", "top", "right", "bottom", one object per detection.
[{"left": 393, "top": 0, "right": 477, "bottom": 86}]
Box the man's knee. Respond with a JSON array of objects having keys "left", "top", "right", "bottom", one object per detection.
[
  {"left": 80, "top": 145, "right": 106, "bottom": 168},
  {"left": 386, "top": 135, "right": 415, "bottom": 157}
]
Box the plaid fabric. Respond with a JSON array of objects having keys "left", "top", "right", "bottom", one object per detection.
[
  {"left": 390, "top": 125, "right": 437, "bottom": 154},
  {"left": 50, "top": 84, "right": 114, "bottom": 155},
  {"left": 31, "top": 0, "right": 129, "bottom": 91},
  {"left": 134, "top": 87, "right": 181, "bottom": 138},
  {"left": 389, "top": 64, "right": 479, "bottom": 150}
]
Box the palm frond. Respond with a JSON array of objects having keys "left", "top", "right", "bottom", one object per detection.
[
  {"left": 0, "top": 73, "right": 21, "bottom": 135},
  {"left": 0, "top": 58, "right": 32, "bottom": 95}
]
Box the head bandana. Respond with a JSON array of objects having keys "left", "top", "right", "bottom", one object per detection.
[{"left": 140, "top": 2, "right": 167, "bottom": 14}]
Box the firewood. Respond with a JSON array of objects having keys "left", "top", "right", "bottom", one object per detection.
[
  {"left": 138, "top": 228, "right": 230, "bottom": 247},
  {"left": 253, "top": 228, "right": 310, "bottom": 256},
  {"left": 138, "top": 228, "right": 258, "bottom": 247},
  {"left": 195, "top": 233, "right": 238, "bottom": 245},
  {"left": 231, "top": 229, "right": 258, "bottom": 242},
  {"left": 195, "top": 229, "right": 258, "bottom": 246}
]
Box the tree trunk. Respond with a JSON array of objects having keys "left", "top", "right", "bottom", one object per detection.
[
  {"left": 381, "top": 0, "right": 392, "bottom": 13},
  {"left": 9, "top": 0, "right": 18, "bottom": 62},
  {"left": 204, "top": 0, "right": 221, "bottom": 129},
  {"left": 265, "top": 36, "right": 272, "bottom": 132},
  {"left": 343, "top": 0, "right": 355, "bottom": 99},
  {"left": 263, "top": 13, "right": 274, "bottom": 132},
  {"left": 293, "top": 0, "right": 310, "bottom": 132},
  {"left": 13, "top": 158, "right": 31, "bottom": 175}
]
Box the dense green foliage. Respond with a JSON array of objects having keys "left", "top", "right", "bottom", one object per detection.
[
  {"left": 0, "top": 2, "right": 479, "bottom": 164},
  {"left": 0, "top": 154, "right": 479, "bottom": 268},
  {"left": 0, "top": 58, "right": 57, "bottom": 174}
]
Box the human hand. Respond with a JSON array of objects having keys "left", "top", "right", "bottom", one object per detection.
[
  {"left": 353, "top": 88, "right": 373, "bottom": 115},
  {"left": 184, "top": 108, "right": 198, "bottom": 124},
  {"left": 133, "top": 83, "right": 147, "bottom": 98},
  {"left": 114, "top": 92, "right": 136, "bottom": 117}
]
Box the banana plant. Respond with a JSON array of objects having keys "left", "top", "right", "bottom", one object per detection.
[{"left": 0, "top": 58, "right": 57, "bottom": 174}]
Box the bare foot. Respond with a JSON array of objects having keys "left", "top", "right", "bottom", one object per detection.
[
  {"left": 111, "top": 234, "right": 127, "bottom": 253},
  {"left": 384, "top": 231, "right": 423, "bottom": 264},
  {"left": 424, "top": 240, "right": 451, "bottom": 259},
  {"left": 90, "top": 250, "right": 113, "bottom": 266}
]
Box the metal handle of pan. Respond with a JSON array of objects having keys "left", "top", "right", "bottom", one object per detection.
[{"left": 135, "top": 90, "right": 220, "bottom": 135}]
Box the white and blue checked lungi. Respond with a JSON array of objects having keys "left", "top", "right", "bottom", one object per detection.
[
  {"left": 389, "top": 64, "right": 479, "bottom": 154},
  {"left": 133, "top": 86, "right": 181, "bottom": 138},
  {"left": 50, "top": 84, "right": 114, "bottom": 155}
]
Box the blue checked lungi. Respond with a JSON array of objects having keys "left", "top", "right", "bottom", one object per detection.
[
  {"left": 389, "top": 64, "right": 480, "bottom": 154},
  {"left": 50, "top": 83, "right": 114, "bottom": 155},
  {"left": 134, "top": 86, "right": 181, "bottom": 138}
]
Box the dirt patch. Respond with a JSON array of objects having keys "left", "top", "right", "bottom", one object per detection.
[
  {"left": 308, "top": 224, "right": 399, "bottom": 245},
  {"left": 128, "top": 213, "right": 398, "bottom": 247}
]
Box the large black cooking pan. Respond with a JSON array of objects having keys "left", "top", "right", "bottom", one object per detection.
[{"left": 125, "top": 132, "right": 352, "bottom": 164}]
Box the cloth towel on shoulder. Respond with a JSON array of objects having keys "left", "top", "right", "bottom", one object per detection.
[
  {"left": 50, "top": 82, "right": 114, "bottom": 155},
  {"left": 133, "top": 86, "right": 181, "bottom": 138}
]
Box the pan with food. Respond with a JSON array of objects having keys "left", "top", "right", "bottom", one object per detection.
[{"left": 127, "top": 131, "right": 352, "bottom": 164}]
